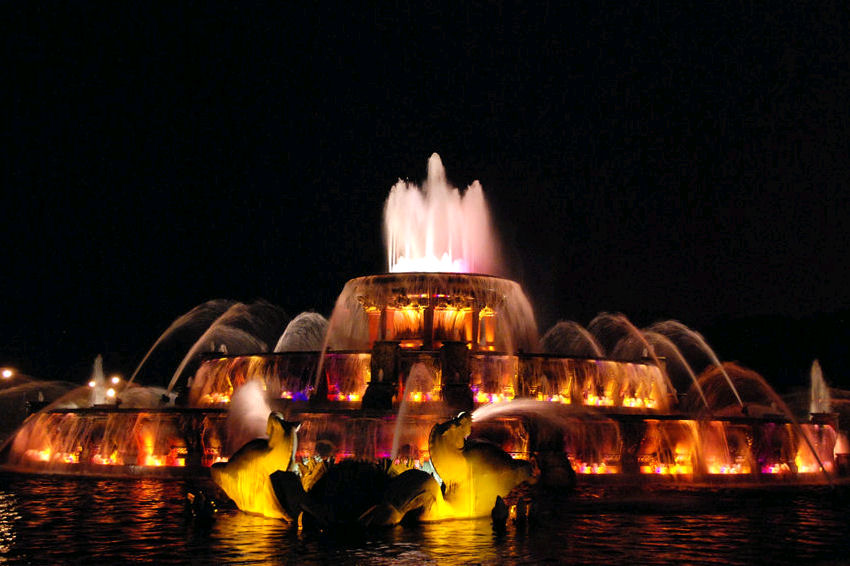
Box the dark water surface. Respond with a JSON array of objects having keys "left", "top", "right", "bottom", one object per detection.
[{"left": 2, "top": 474, "right": 850, "bottom": 565}]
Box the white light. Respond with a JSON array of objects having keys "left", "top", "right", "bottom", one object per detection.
[
  {"left": 1, "top": 369, "right": 12, "bottom": 379},
  {"left": 111, "top": 376, "right": 120, "bottom": 384},
  {"left": 106, "top": 388, "right": 116, "bottom": 398},
  {"left": 88, "top": 380, "right": 96, "bottom": 388}
]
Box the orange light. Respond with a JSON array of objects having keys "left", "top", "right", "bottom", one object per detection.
[
  {"left": 585, "top": 394, "right": 614, "bottom": 407},
  {"left": 707, "top": 462, "right": 750, "bottom": 474},
  {"left": 794, "top": 450, "right": 828, "bottom": 474},
  {"left": 573, "top": 460, "right": 617, "bottom": 474},
  {"left": 144, "top": 455, "right": 165, "bottom": 467},
  {"left": 475, "top": 391, "right": 515, "bottom": 404},
  {"left": 622, "top": 396, "right": 655, "bottom": 408},
  {"left": 537, "top": 393, "right": 571, "bottom": 404},
  {"left": 203, "top": 393, "right": 231, "bottom": 404},
  {"left": 92, "top": 451, "right": 122, "bottom": 465},
  {"left": 24, "top": 448, "right": 52, "bottom": 462},
  {"left": 640, "top": 463, "right": 693, "bottom": 475}
]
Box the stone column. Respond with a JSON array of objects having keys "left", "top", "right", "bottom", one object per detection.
[
  {"left": 440, "top": 341, "right": 472, "bottom": 412},
  {"left": 362, "top": 341, "right": 399, "bottom": 411},
  {"left": 422, "top": 305, "right": 435, "bottom": 350}
]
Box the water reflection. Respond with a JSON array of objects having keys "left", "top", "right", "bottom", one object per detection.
[
  {"left": 0, "top": 492, "right": 20, "bottom": 556},
  {"left": 1, "top": 475, "right": 850, "bottom": 564}
]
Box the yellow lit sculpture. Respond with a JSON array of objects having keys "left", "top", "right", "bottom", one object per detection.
[
  {"left": 426, "top": 412, "right": 533, "bottom": 519},
  {"left": 210, "top": 412, "right": 300, "bottom": 520}
]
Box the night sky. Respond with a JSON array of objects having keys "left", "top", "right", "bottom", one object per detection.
[{"left": 3, "top": 4, "right": 849, "bottom": 391}]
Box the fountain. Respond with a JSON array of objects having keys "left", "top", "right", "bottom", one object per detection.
[
  {"left": 810, "top": 359, "right": 831, "bottom": 415},
  {"left": 1, "top": 154, "right": 843, "bottom": 523}
]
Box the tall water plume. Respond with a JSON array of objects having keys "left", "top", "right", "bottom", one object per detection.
[
  {"left": 810, "top": 359, "right": 831, "bottom": 414},
  {"left": 384, "top": 153, "right": 501, "bottom": 275},
  {"left": 90, "top": 355, "right": 106, "bottom": 405}
]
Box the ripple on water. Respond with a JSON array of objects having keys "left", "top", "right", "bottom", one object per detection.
[{"left": 1, "top": 476, "right": 850, "bottom": 564}]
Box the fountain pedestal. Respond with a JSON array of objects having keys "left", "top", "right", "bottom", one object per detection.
[
  {"left": 441, "top": 342, "right": 472, "bottom": 412},
  {"left": 362, "top": 341, "right": 399, "bottom": 411}
]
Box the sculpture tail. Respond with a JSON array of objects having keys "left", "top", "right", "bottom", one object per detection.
[{"left": 358, "top": 504, "right": 403, "bottom": 527}]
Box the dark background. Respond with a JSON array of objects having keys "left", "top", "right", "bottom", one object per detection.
[{"left": 2, "top": 3, "right": 848, "bottom": 391}]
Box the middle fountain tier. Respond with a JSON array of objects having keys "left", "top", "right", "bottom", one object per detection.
[
  {"left": 184, "top": 272, "right": 683, "bottom": 469},
  {"left": 191, "top": 272, "right": 672, "bottom": 415}
]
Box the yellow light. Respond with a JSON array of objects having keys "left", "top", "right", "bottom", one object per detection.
[
  {"left": 24, "top": 448, "right": 52, "bottom": 462},
  {"left": 106, "top": 388, "right": 116, "bottom": 398},
  {"left": 92, "top": 452, "right": 122, "bottom": 465},
  {"left": 707, "top": 462, "right": 750, "bottom": 474},
  {"left": 144, "top": 455, "right": 165, "bottom": 467},
  {"left": 794, "top": 452, "right": 821, "bottom": 474},
  {"left": 203, "top": 393, "right": 231, "bottom": 404},
  {"left": 539, "top": 393, "right": 571, "bottom": 404},
  {"left": 474, "top": 391, "right": 516, "bottom": 404}
]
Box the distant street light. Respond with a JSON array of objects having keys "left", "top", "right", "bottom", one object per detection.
[{"left": 2, "top": 369, "right": 13, "bottom": 379}]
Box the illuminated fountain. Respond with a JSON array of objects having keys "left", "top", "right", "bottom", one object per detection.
[{"left": 1, "top": 154, "right": 843, "bottom": 522}]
